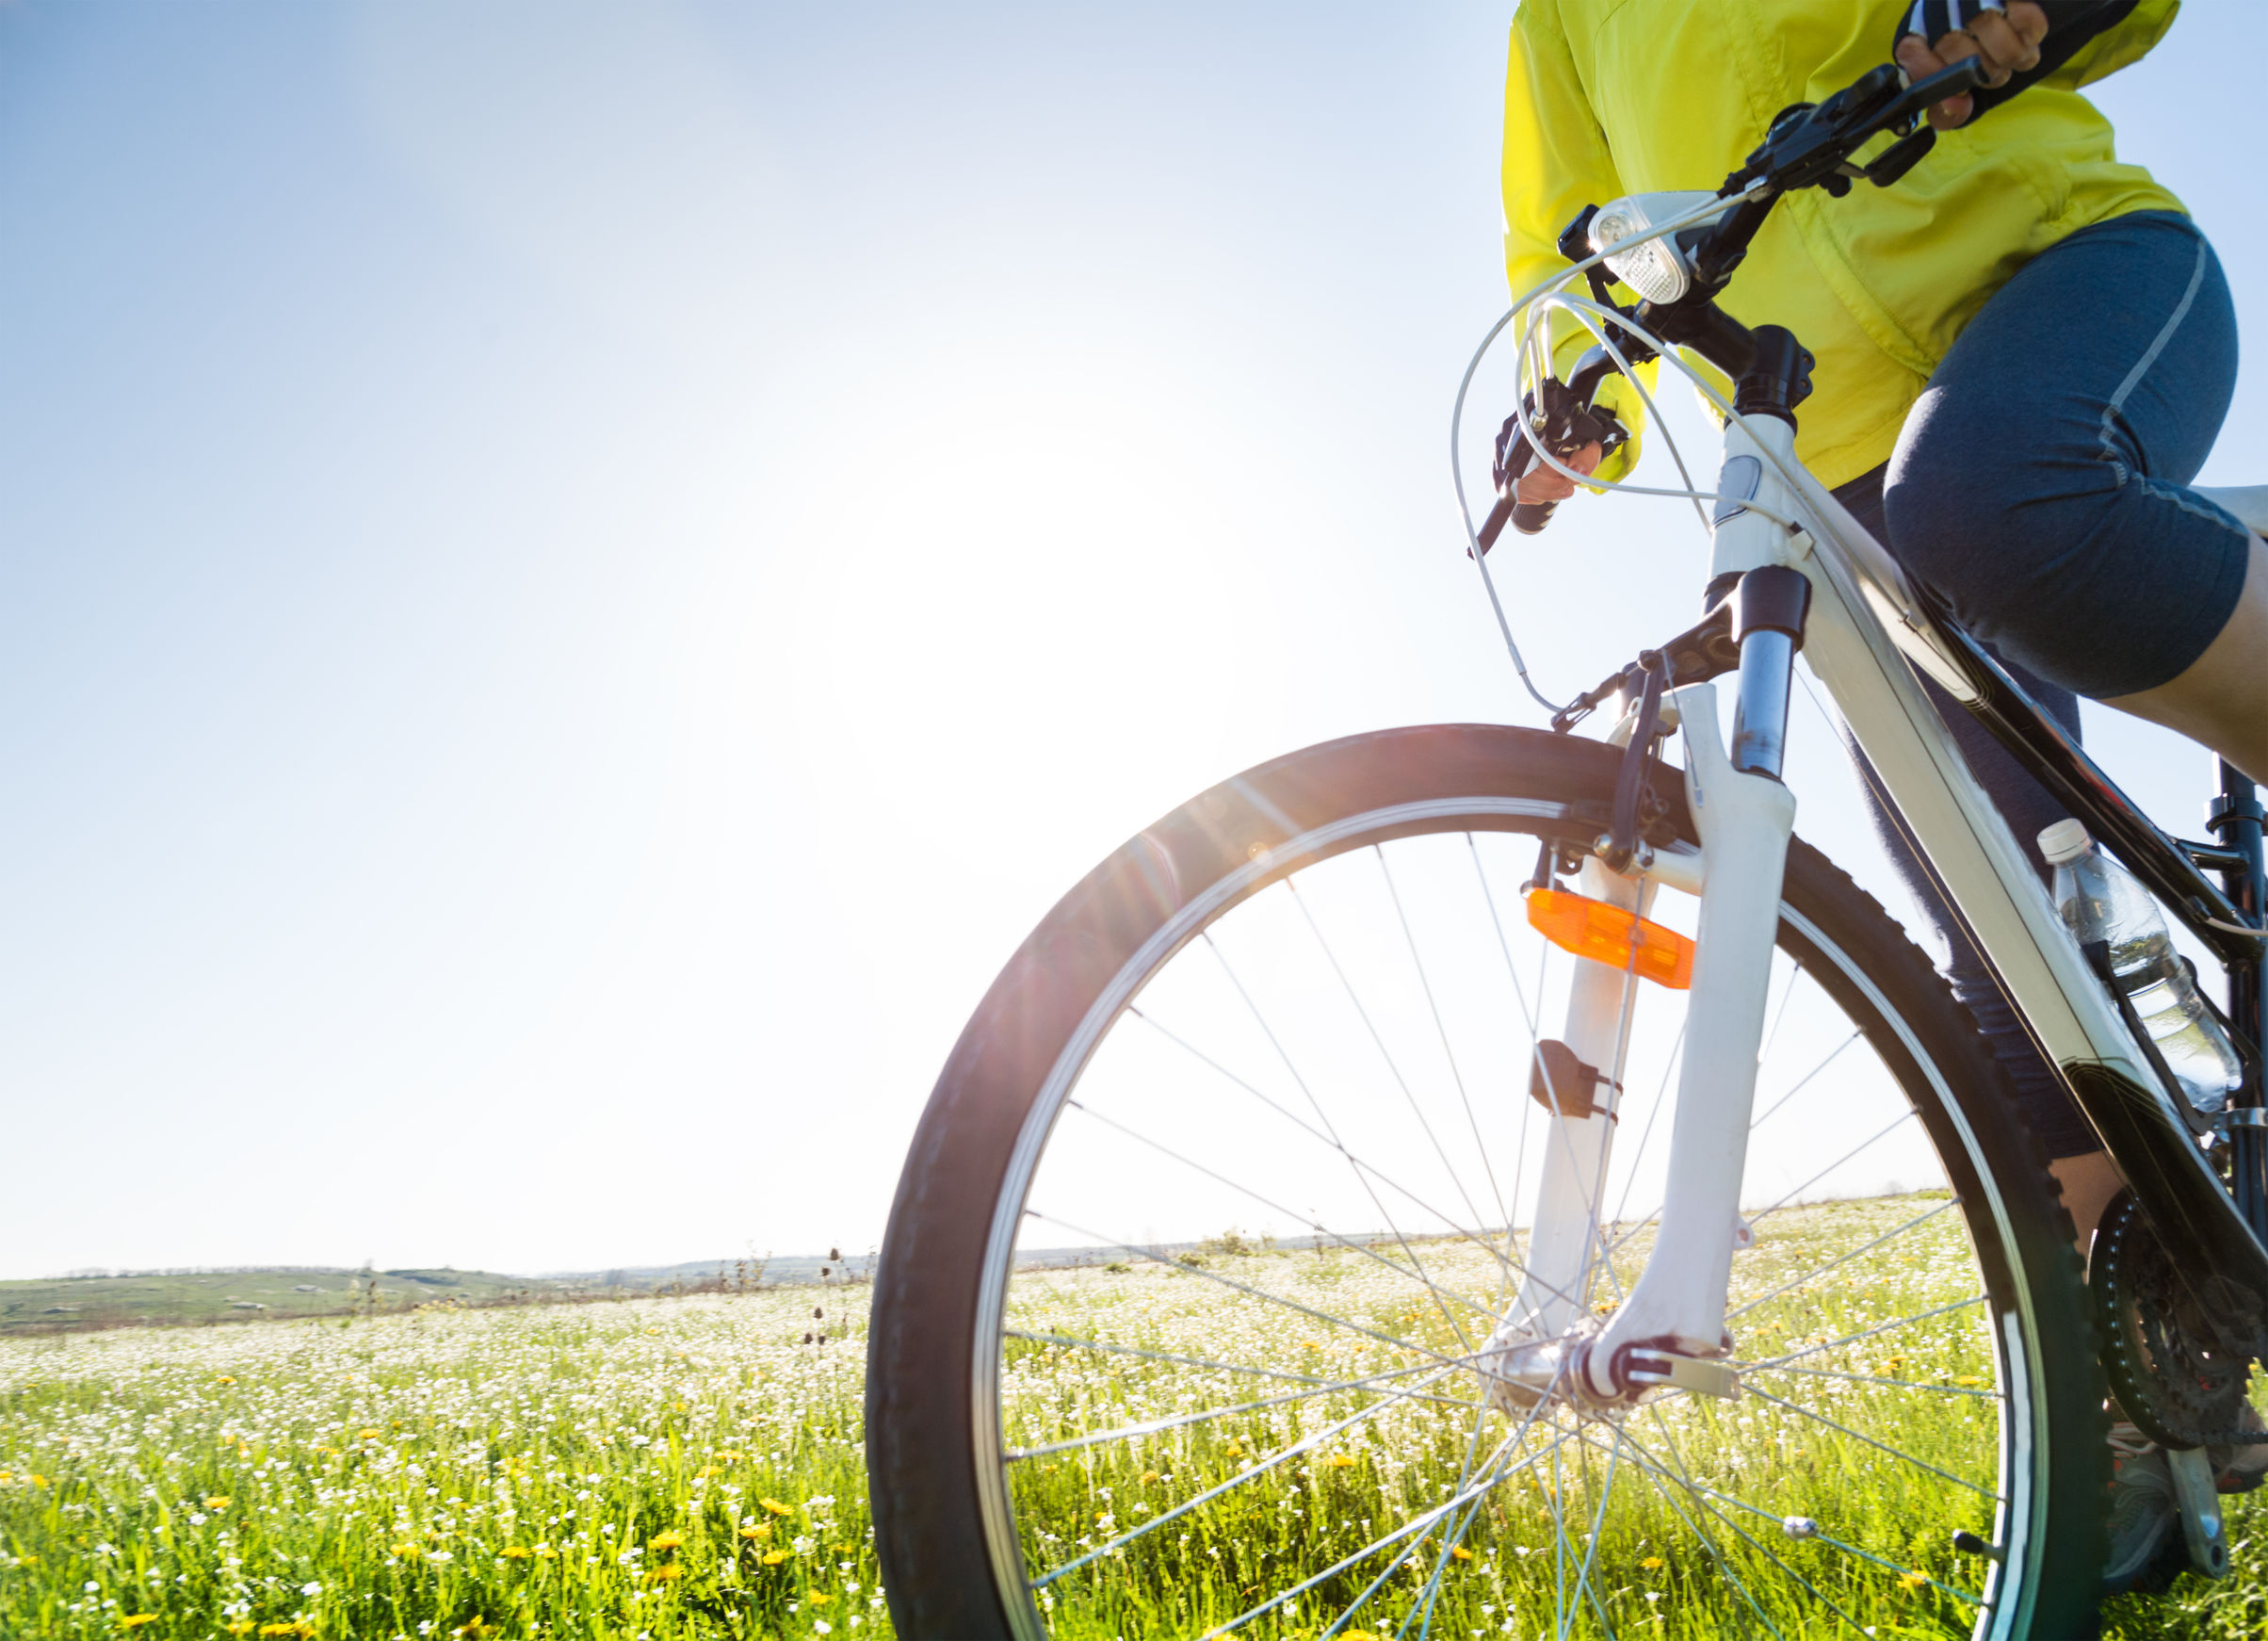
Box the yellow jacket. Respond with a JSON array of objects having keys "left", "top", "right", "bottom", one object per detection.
[{"left": 1504, "top": 0, "right": 2184, "bottom": 488}]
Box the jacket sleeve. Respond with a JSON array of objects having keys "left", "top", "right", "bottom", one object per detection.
[
  {"left": 1960, "top": 1, "right": 2180, "bottom": 121},
  {"left": 1503, "top": 2, "right": 1651, "bottom": 485}
]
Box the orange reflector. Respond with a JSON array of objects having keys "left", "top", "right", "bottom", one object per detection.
[{"left": 1524, "top": 886, "right": 1695, "bottom": 990}]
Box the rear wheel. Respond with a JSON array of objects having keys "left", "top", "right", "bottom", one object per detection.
[{"left": 868, "top": 724, "right": 2108, "bottom": 1638}]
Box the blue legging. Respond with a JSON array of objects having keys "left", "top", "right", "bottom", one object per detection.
[{"left": 1835, "top": 208, "right": 2252, "bottom": 1159}]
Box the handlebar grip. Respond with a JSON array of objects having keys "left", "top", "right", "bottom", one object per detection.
[{"left": 1511, "top": 500, "right": 1560, "bottom": 536}]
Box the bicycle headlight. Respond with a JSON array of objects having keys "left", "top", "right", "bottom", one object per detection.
[{"left": 1587, "top": 191, "right": 1726, "bottom": 305}]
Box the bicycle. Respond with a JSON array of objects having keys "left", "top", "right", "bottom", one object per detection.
[{"left": 865, "top": 55, "right": 2268, "bottom": 1638}]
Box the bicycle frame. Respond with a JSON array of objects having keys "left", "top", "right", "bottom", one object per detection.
[{"left": 1515, "top": 394, "right": 2268, "bottom": 1398}]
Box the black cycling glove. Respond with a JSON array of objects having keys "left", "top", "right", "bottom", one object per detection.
[{"left": 1892, "top": 0, "right": 2140, "bottom": 126}]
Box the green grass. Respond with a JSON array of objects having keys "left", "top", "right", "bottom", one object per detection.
[{"left": 4, "top": 1196, "right": 2264, "bottom": 1637}]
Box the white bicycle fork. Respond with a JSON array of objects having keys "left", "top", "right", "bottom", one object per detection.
[{"left": 1498, "top": 416, "right": 1806, "bottom": 1403}]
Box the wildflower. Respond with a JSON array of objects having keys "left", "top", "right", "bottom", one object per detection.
[
  {"left": 29, "top": 1474, "right": 49, "bottom": 1488},
  {"left": 391, "top": 1543, "right": 421, "bottom": 1558},
  {"left": 761, "top": 1550, "right": 790, "bottom": 1566},
  {"left": 649, "top": 1532, "right": 685, "bottom": 1551},
  {"left": 760, "top": 1497, "right": 794, "bottom": 1517},
  {"left": 224, "top": 1626, "right": 255, "bottom": 1637},
  {"left": 119, "top": 1619, "right": 159, "bottom": 1632},
  {"left": 1328, "top": 1454, "right": 1357, "bottom": 1470},
  {"left": 1224, "top": 1441, "right": 1243, "bottom": 1458},
  {"left": 533, "top": 1546, "right": 559, "bottom": 1560},
  {"left": 204, "top": 1496, "right": 233, "bottom": 1510},
  {"left": 808, "top": 1592, "right": 835, "bottom": 1607},
  {"left": 737, "top": 1524, "right": 772, "bottom": 1541},
  {"left": 648, "top": 1564, "right": 683, "bottom": 1584},
  {"left": 503, "top": 1546, "right": 533, "bottom": 1559},
  {"left": 1140, "top": 1470, "right": 1159, "bottom": 1483},
  {"left": 1640, "top": 1556, "right": 1665, "bottom": 1570},
  {"left": 216, "top": 1376, "right": 237, "bottom": 1386},
  {"left": 1900, "top": 1568, "right": 1931, "bottom": 1589},
  {"left": 1450, "top": 1545, "right": 1473, "bottom": 1562},
  {"left": 358, "top": 1429, "right": 382, "bottom": 1441}
]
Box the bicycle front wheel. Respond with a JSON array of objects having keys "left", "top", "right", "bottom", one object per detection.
[{"left": 868, "top": 724, "right": 2107, "bottom": 1639}]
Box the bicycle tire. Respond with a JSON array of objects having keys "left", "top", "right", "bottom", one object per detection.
[{"left": 867, "top": 723, "right": 2109, "bottom": 1639}]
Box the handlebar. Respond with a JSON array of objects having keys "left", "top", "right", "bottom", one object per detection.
[{"left": 1476, "top": 56, "right": 1991, "bottom": 553}]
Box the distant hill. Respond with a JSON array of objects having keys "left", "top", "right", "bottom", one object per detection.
[
  {"left": 2, "top": 1234, "right": 1340, "bottom": 1337},
  {"left": 0, "top": 1267, "right": 564, "bottom": 1335}
]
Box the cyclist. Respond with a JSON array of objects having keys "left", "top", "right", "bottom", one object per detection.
[{"left": 1501, "top": 0, "right": 2265, "bottom": 1593}]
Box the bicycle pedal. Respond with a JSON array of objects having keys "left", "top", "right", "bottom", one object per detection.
[{"left": 1625, "top": 1346, "right": 1741, "bottom": 1401}]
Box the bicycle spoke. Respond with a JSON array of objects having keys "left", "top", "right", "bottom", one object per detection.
[
  {"left": 1284, "top": 876, "right": 1493, "bottom": 1239},
  {"left": 1202, "top": 928, "right": 1491, "bottom": 1303},
  {"left": 1626, "top": 1443, "right": 1985, "bottom": 1607},
  {"left": 1744, "top": 1109, "right": 1918, "bottom": 1227},
  {"left": 1031, "top": 1363, "right": 1465, "bottom": 1588},
  {"left": 1376, "top": 846, "right": 1514, "bottom": 1252},
  {"left": 1738, "top": 1292, "right": 1988, "bottom": 1372},
  {"left": 1743, "top": 1361, "right": 2000, "bottom": 1399},
  {"left": 1748, "top": 1028, "right": 1861, "bottom": 1129},
  {"left": 1724, "top": 1195, "right": 1959, "bottom": 1321},
  {"left": 1742, "top": 1382, "right": 2001, "bottom": 1500},
  {"left": 1128, "top": 1004, "right": 1519, "bottom": 1275},
  {"left": 1005, "top": 1359, "right": 1467, "bottom": 1461},
  {"left": 1002, "top": 1330, "right": 1481, "bottom": 1409},
  {"left": 1061, "top": 1096, "right": 1498, "bottom": 1330},
  {"left": 1022, "top": 1210, "right": 1475, "bottom": 1373},
  {"left": 1199, "top": 1416, "right": 1566, "bottom": 1638}
]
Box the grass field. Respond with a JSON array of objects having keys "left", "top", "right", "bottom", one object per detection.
[{"left": 3, "top": 1198, "right": 2263, "bottom": 1638}]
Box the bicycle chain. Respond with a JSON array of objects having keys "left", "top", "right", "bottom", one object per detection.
[{"left": 2091, "top": 1193, "right": 2268, "bottom": 1449}]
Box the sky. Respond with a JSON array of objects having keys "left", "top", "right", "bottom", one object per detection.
[{"left": 4, "top": 2, "right": 2264, "bottom": 1279}]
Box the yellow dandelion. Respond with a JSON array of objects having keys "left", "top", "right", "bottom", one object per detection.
[
  {"left": 534, "top": 1545, "right": 558, "bottom": 1559},
  {"left": 1954, "top": 1374, "right": 1986, "bottom": 1388},
  {"left": 715, "top": 1450, "right": 746, "bottom": 1461},
  {"left": 649, "top": 1532, "right": 685, "bottom": 1551},
  {"left": 1641, "top": 1556, "right": 1665, "bottom": 1570},
  {"left": 738, "top": 1523, "right": 773, "bottom": 1541},
  {"left": 1224, "top": 1440, "right": 1243, "bottom": 1458},
  {"left": 224, "top": 1626, "right": 255, "bottom": 1638},
  {"left": 1328, "top": 1454, "right": 1358, "bottom": 1470},
  {"left": 357, "top": 1429, "right": 382, "bottom": 1440},
  {"left": 1450, "top": 1545, "right": 1473, "bottom": 1562},
  {"left": 648, "top": 1563, "right": 684, "bottom": 1584},
  {"left": 216, "top": 1375, "right": 236, "bottom": 1386},
  {"left": 1140, "top": 1470, "right": 1159, "bottom": 1483},
  {"left": 808, "top": 1591, "right": 835, "bottom": 1606},
  {"left": 204, "top": 1496, "right": 232, "bottom": 1510},
  {"left": 29, "top": 1475, "right": 49, "bottom": 1488},
  {"left": 760, "top": 1497, "right": 794, "bottom": 1517},
  {"left": 119, "top": 1618, "right": 159, "bottom": 1632},
  {"left": 1900, "top": 1568, "right": 1931, "bottom": 1589},
  {"left": 502, "top": 1546, "right": 533, "bottom": 1560},
  {"left": 761, "top": 1550, "right": 790, "bottom": 1566},
  {"left": 391, "top": 1542, "right": 421, "bottom": 1558}
]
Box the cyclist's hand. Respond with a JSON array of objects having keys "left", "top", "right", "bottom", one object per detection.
[
  {"left": 1896, "top": 1, "right": 2049, "bottom": 130},
  {"left": 1515, "top": 442, "right": 1602, "bottom": 508}
]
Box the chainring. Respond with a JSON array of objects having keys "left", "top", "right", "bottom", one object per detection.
[{"left": 2092, "top": 1191, "right": 2266, "bottom": 1449}]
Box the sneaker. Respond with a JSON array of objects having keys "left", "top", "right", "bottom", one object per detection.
[
  {"left": 2101, "top": 1422, "right": 2181, "bottom": 1597},
  {"left": 2210, "top": 1401, "right": 2268, "bottom": 1494}
]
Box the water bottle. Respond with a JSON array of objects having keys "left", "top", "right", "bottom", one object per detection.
[{"left": 2040, "top": 819, "right": 2240, "bottom": 1114}]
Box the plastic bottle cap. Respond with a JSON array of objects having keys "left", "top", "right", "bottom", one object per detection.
[{"left": 2038, "top": 818, "right": 2094, "bottom": 866}]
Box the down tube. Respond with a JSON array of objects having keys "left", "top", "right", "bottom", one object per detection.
[{"left": 1789, "top": 504, "right": 2268, "bottom": 1304}]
